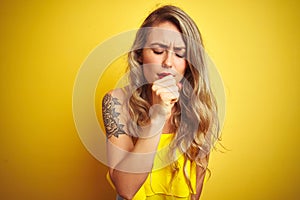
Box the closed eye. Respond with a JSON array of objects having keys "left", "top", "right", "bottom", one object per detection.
[
  {"left": 174, "top": 46, "right": 186, "bottom": 58},
  {"left": 149, "top": 43, "right": 186, "bottom": 58},
  {"left": 152, "top": 47, "right": 165, "bottom": 55},
  {"left": 175, "top": 50, "right": 186, "bottom": 58},
  {"left": 175, "top": 52, "right": 186, "bottom": 58}
]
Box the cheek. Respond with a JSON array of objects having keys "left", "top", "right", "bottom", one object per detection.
[
  {"left": 141, "top": 50, "right": 160, "bottom": 83},
  {"left": 142, "top": 52, "right": 160, "bottom": 64},
  {"left": 175, "top": 60, "right": 187, "bottom": 75},
  {"left": 142, "top": 64, "right": 157, "bottom": 83}
]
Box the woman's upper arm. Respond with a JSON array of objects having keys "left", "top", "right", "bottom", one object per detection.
[{"left": 102, "top": 90, "right": 134, "bottom": 169}]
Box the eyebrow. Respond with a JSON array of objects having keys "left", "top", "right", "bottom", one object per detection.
[{"left": 149, "top": 42, "right": 186, "bottom": 50}]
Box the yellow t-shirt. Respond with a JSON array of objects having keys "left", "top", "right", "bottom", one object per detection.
[{"left": 107, "top": 134, "right": 197, "bottom": 200}]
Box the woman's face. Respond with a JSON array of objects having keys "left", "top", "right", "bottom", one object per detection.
[{"left": 141, "top": 21, "right": 187, "bottom": 84}]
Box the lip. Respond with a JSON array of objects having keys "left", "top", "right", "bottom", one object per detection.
[{"left": 157, "top": 72, "right": 174, "bottom": 79}]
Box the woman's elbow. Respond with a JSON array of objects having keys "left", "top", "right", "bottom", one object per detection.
[
  {"left": 115, "top": 181, "right": 141, "bottom": 199},
  {"left": 117, "top": 189, "right": 136, "bottom": 200}
]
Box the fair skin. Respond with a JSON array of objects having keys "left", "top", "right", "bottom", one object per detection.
[
  {"left": 105, "top": 21, "right": 205, "bottom": 200},
  {"left": 143, "top": 22, "right": 186, "bottom": 121}
]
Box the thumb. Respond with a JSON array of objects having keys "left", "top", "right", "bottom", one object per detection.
[{"left": 177, "top": 82, "right": 183, "bottom": 91}]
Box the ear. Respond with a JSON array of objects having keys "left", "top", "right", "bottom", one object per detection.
[
  {"left": 136, "top": 49, "right": 143, "bottom": 64},
  {"left": 137, "top": 56, "right": 143, "bottom": 65}
]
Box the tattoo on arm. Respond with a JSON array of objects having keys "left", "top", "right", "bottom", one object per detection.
[{"left": 102, "top": 93, "right": 126, "bottom": 138}]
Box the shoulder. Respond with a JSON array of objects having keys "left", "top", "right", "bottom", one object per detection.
[{"left": 102, "top": 87, "right": 127, "bottom": 104}]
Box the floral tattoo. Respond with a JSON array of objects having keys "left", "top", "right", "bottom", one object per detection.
[{"left": 102, "top": 94, "right": 125, "bottom": 138}]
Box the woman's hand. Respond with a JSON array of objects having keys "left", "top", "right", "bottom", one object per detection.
[{"left": 151, "top": 75, "right": 181, "bottom": 118}]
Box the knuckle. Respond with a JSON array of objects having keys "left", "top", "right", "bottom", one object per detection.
[{"left": 152, "top": 84, "right": 157, "bottom": 91}]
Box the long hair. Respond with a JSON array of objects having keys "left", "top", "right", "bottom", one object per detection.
[{"left": 126, "top": 5, "right": 221, "bottom": 193}]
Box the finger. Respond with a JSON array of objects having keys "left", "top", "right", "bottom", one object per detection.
[
  {"left": 153, "top": 77, "right": 177, "bottom": 91},
  {"left": 154, "top": 85, "right": 179, "bottom": 95},
  {"left": 177, "top": 82, "right": 182, "bottom": 91},
  {"left": 156, "top": 89, "right": 180, "bottom": 101},
  {"left": 154, "top": 74, "right": 176, "bottom": 84},
  {"left": 152, "top": 82, "right": 176, "bottom": 91},
  {"left": 159, "top": 92, "right": 180, "bottom": 104},
  {"left": 156, "top": 74, "right": 175, "bottom": 81},
  {"left": 154, "top": 80, "right": 176, "bottom": 89}
]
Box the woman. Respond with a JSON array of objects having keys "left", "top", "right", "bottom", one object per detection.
[{"left": 102, "top": 5, "right": 220, "bottom": 200}]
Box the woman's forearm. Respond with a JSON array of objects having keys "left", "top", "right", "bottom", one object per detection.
[
  {"left": 109, "top": 116, "right": 165, "bottom": 199},
  {"left": 110, "top": 134, "right": 161, "bottom": 199}
]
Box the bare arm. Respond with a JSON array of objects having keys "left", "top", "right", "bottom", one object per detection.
[
  {"left": 103, "top": 92, "right": 167, "bottom": 199},
  {"left": 191, "top": 155, "right": 209, "bottom": 200},
  {"left": 191, "top": 165, "right": 207, "bottom": 200},
  {"left": 106, "top": 118, "right": 165, "bottom": 199},
  {"left": 103, "top": 76, "right": 180, "bottom": 199}
]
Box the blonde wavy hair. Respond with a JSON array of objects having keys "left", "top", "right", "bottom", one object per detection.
[{"left": 126, "top": 5, "right": 221, "bottom": 192}]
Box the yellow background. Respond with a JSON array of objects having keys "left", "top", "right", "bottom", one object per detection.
[{"left": 1, "top": 0, "right": 299, "bottom": 199}]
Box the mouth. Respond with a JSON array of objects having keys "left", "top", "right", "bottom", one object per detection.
[{"left": 157, "top": 72, "right": 174, "bottom": 79}]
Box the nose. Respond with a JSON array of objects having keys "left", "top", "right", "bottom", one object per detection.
[{"left": 162, "top": 50, "right": 173, "bottom": 68}]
